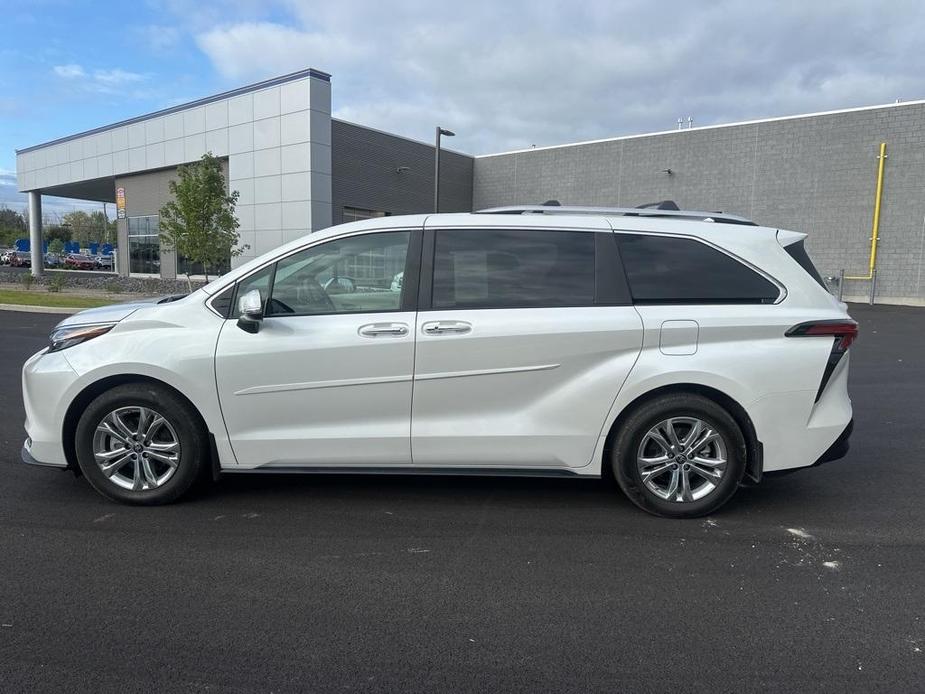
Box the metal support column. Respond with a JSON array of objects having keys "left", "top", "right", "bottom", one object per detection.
[{"left": 28, "top": 191, "right": 44, "bottom": 278}]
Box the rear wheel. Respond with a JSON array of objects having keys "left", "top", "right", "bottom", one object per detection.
[
  {"left": 75, "top": 383, "right": 208, "bottom": 505},
  {"left": 612, "top": 393, "right": 746, "bottom": 518}
]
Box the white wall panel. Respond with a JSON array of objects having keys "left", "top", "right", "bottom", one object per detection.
[
  {"left": 254, "top": 117, "right": 281, "bottom": 150},
  {"left": 164, "top": 113, "right": 184, "bottom": 140},
  {"left": 164, "top": 138, "right": 184, "bottom": 166},
  {"left": 281, "top": 201, "right": 311, "bottom": 230},
  {"left": 205, "top": 101, "right": 229, "bottom": 131},
  {"left": 228, "top": 123, "right": 254, "bottom": 154},
  {"left": 281, "top": 81, "right": 310, "bottom": 114},
  {"left": 129, "top": 146, "right": 146, "bottom": 171},
  {"left": 254, "top": 148, "right": 281, "bottom": 177},
  {"left": 253, "top": 175, "right": 282, "bottom": 204},
  {"left": 145, "top": 117, "right": 165, "bottom": 144},
  {"left": 254, "top": 202, "right": 282, "bottom": 230},
  {"left": 146, "top": 142, "right": 166, "bottom": 169},
  {"left": 128, "top": 122, "right": 146, "bottom": 149},
  {"left": 280, "top": 143, "right": 311, "bottom": 173},
  {"left": 205, "top": 128, "right": 229, "bottom": 157},
  {"left": 280, "top": 171, "right": 311, "bottom": 201},
  {"left": 183, "top": 107, "right": 206, "bottom": 135},
  {"left": 183, "top": 133, "right": 206, "bottom": 162},
  {"left": 253, "top": 86, "right": 280, "bottom": 121}
]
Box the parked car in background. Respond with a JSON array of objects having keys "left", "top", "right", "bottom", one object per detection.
[
  {"left": 1, "top": 249, "right": 15, "bottom": 265},
  {"left": 21, "top": 203, "right": 855, "bottom": 517},
  {"left": 64, "top": 253, "right": 96, "bottom": 271},
  {"left": 9, "top": 251, "right": 31, "bottom": 267},
  {"left": 95, "top": 254, "right": 113, "bottom": 270},
  {"left": 44, "top": 253, "right": 62, "bottom": 268}
]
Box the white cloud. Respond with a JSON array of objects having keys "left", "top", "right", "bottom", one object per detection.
[
  {"left": 183, "top": 1, "right": 925, "bottom": 154},
  {"left": 53, "top": 64, "right": 86, "bottom": 79},
  {"left": 196, "top": 21, "right": 367, "bottom": 81},
  {"left": 51, "top": 64, "right": 147, "bottom": 94},
  {"left": 137, "top": 24, "right": 182, "bottom": 52},
  {"left": 93, "top": 68, "right": 145, "bottom": 85}
]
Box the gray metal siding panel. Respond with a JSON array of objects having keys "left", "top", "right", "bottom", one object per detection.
[{"left": 331, "top": 121, "right": 473, "bottom": 225}]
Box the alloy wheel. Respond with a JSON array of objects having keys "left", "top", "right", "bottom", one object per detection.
[
  {"left": 92, "top": 406, "right": 181, "bottom": 491},
  {"left": 636, "top": 417, "right": 728, "bottom": 503}
]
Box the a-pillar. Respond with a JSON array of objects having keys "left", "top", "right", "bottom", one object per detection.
[{"left": 28, "top": 191, "right": 44, "bottom": 277}]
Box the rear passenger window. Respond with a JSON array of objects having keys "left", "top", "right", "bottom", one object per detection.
[
  {"left": 433, "top": 230, "right": 595, "bottom": 309},
  {"left": 616, "top": 233, "right": 780, "bottom": 304}
]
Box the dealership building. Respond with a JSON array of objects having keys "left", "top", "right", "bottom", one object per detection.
[{"left": 14, "top": 67, "right": 925, "bottom": 305}]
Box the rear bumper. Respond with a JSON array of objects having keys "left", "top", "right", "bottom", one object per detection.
[{"left": 813, "top": 418, "right": 853, "bottom": 466}]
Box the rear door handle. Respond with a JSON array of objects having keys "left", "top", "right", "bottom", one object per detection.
[
  {"left": 358, "top": 322, "right": 409, "bottom": 338},
  {"left": 422, "top": 320, "right": 472, "bottom": 336}
]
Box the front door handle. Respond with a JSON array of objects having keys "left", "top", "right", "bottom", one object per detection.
[
  {"left": 422, "top": 320, "right": 472, "bottom": 336},
  {"left": 358, "top": 322, "right": 409, "bottom": 338}
]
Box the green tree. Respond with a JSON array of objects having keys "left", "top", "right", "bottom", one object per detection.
[
  {"left": 158, "top": 152, "right": 244, "bottom": 282},
  {"left": 88, "top": 210, "right": 116, "bottom": 244},
  {"left": 48, "top": 238, "right": 65, "bottom": 255},
  {"left": 45, "top": 224, "right": 73, "bottom": 244},
  {"left": 0, "top": 208, "right": 27, "bottom": 246},
  {"left": 62, "top": 210, "right": 94, "bottom": 246},
  {"left": 0, "top": 208, "right": 26, "bottom": 232}
]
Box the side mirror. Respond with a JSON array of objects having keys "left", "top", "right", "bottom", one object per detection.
[{"left": 236, "top": 289, "right": 264, "bottom": 333}]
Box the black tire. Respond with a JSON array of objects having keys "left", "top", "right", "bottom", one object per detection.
[
  {"left": 611, "top": 393, "right": 746, "bottom": 518},
  {"left": 75, "top": 383, "right": 209, "bottom": 505}
]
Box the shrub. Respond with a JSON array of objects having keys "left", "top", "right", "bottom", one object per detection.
[
  {"left": 20, "top": 273, "right": 34, "bottom": 289},
  {"left": 47, "top": 275, "right": 65, "bottom": 293},
  {"left": 104, "top": 279, "right": 122, "bottom": 294}
]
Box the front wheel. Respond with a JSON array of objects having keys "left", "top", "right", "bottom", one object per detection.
[
  {"left": 612, "top": 393, "right": 747, "bottom": 518},
  {"left": 75, "top": 383, "right": 209, "bottom": 505}
]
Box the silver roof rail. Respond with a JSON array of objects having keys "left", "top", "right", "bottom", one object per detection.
[{"left": 474, "top": 205, "right": 757, "bottom": 226}]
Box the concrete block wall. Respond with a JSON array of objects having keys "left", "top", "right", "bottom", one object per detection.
[{"left": 473, "top": 102, "right": 925, "bottom": 305}]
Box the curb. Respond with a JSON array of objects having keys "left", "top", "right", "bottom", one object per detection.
[{"left": 0, "top": 303, "right": 82, "bottom": 315}]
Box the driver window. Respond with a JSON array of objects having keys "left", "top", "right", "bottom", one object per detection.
[{"left": 266, "top": 231, "right": 410, "bottom": 316}]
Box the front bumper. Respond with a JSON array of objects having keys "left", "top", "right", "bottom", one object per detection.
[
  {"left": 21, "top": 441, "right": 67, "bottom": 469},
  {"left": 21, "top": 348, "right": 80, "bottom": 469}
]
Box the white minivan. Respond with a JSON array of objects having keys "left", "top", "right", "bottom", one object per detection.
[{"left": 21, "top": 204, "right": 856, "bottom": 517}]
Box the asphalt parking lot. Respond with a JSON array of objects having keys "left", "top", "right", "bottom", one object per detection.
[{"left": 1, "top": 303, "right": 923, "bottom": 692}]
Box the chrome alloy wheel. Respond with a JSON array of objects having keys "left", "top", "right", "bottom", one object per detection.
[
  {"left": 636, "top": 417, "right": 728, "bottom": 503},
  {"left": 92, "top": 406, "right": 181, "bottom": 491}
]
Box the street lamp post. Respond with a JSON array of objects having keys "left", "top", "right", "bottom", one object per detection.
[{"left": 434, "top": 126, "right": 455, "bottom": 213}]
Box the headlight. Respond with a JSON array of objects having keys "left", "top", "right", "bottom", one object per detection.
[{"left": 48, "top": 323, "right": 115, "bottom": 353}]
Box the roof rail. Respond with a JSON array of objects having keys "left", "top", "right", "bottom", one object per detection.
[{"left": 474, "top": 204, "right": 757, "bottom": 226}]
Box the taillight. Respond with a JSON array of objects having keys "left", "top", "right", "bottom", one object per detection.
[
  {"left": 785, "top": 320, "right": 858, "bottom": 401},
  {"left": 785, "top": 320, "right": 858, "bottom": 352}
]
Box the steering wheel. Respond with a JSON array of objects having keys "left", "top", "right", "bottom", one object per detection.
[
  {"left": 297, "top": 278, "right": 337, "bottom": 311},
  {"left": 323, "top": 276, "right": 357, "bottom": 294}
]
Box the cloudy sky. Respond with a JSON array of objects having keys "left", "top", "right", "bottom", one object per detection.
[{"left": 2, "top": 0, "right": 924, "bottom": 215}]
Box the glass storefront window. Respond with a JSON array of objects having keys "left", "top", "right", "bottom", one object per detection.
[
  {"left": 128, "top": 215, "right": 160, "bottom": 275},
  {"left": 177, "top": 254, "right": 230, "bottom": 278}
]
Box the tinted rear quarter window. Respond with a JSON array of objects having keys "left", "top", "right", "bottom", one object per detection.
[
  {"left": 432, "top": 229, "right": 596, "bottom": 309},
  {"left": 784, "top": 239, "right": 827, "bottom": 289},
  {"left": 616, "top": 233, "right": 779, "bottom": 303}
]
